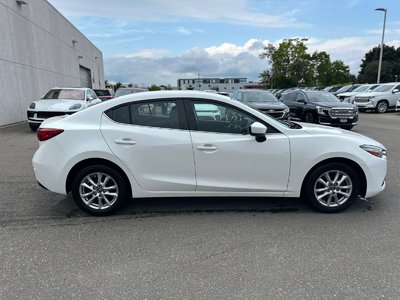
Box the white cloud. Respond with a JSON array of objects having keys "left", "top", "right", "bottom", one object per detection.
[
  {"left": 48, "top": 0, "right": 307, "bottom": 28},
  {"left": 104, "top": 37, "right": 400, "bottom": 86},
  {"left": 105, "top": 40, "right": 269, "bottom": 86},
  {"left": 307, "top": 37, "right": 400, "bottom": 73},
  {"left": 117, "top": 49, "right": 170, "bottom": 59},
  {"left": 176, "top": 27, "right": 191, "bottom": 35}
]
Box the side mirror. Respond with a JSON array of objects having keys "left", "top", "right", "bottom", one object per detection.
[
  {"left": 392, "top": 89, "right": 399, "bottom": 94},
  {"left": 249, "top": 122, "right": 267, "bottom": 143},
  {"left": 87, "top": 99, "right": 101, "bottom": 107},
  {"left": 298, "top": 99, "right": 306, "bottom": 104}
]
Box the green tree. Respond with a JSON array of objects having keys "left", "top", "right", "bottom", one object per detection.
[
  {"left": 260, "top": 38, "right": 312, "bottom": 88},
  {"left": 357, "top": 45, "right": 400, "bottom": 83},
  {"left": 309, "top": 51, "right": 332, "bottom": 86},
  {"left": 148, "top": 84, "right": 161, "bottom": 91},
  {"left": 260, "top": 38, "right": 354, "bottom": 88},
  {"left": 330, "top": 60, "right": 353, "bottom": 84}
]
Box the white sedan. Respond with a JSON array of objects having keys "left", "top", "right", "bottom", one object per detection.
[
  {"left": 32, "top": 91, "right": 387, "bottom": 215},
  {"left": 27, "top": 87, "right": 102, "bottom": 131}
]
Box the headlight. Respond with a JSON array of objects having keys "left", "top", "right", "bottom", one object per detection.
[
  {"left": 354, "top": 106, "right": 359, "bottom": 114},
  {"left": 29, "top": 102, "right": 35, "bottom": 109},
  {"left": 316, "top": 106, "right": 328, "bottom": 115},
  {"left": 284, "top": 107, "right": 289, "bottom": 113},
  {"left": 69, "top": 103, "right": 82, "bottom": 110},
  {"left": 360, "top": 144, "right": 387, "bottom": 158}
]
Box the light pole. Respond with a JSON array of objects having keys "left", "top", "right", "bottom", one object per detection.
[{"left": 375, "top": 8, "right": 387, "bottom": 84}]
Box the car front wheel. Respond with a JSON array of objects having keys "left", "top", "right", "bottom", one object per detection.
[
  {"left": 375, "top": 101, "right": 388, "bottom": 113},
  {"left": 303, "top": 112, "right": 315, "bottom": 123},
  {"left": 71, "top": 165, "right": 128, "bottom": 216},
  {"left": 305, "top": 163, "right": 359, "bottom": 213}
]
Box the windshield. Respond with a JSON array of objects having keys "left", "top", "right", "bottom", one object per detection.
[
  {"left": 243, "top": 91, "right": 278, "bottom": 103},
  {"left": 374, "top": 84, "right": 396, "bottom": 92},
  {"left": 352, "top": 85, "right": 370, "bottom": 92},
  {"left": 335, "top": 85, "right": 351, "bottom": 93},
  {"left": 94, "top": 89, "right": 111, "bottom": 97},
  {"left": 43, "top": 89, "right": 85, "bottom": 100},
  {"left": 306, "top": 92, "right": 340, "bottom": 103}
]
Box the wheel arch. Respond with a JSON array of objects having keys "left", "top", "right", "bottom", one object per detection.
[
  {"left": 376, "top": 99, "right": 389, "bottom": 108},
  {"left": 66, "top": 158, "right": 132, "bottom": 197},
  {"left": 300, "top": 157, "right": 367, "bottom": 198}
]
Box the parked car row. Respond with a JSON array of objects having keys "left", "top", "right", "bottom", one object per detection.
[
  {"left": 229, "top": 89, "right": 358, "bottom": 130},
  {"left": 268, "top": 82, "right": 400, "bottom": 114}
]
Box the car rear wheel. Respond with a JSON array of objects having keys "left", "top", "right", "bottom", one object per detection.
[
  {"left": 305, "top": 163, "right": 359, "bottom": 213},
  {"left": 375, "top": 101, "right": 388, "bottom": 113},
  {"left": 303, "top": 112, "right": 315, "bottom": 123},
  {"left": 71, "top": 165, "right": 128, "bottom": 216}
]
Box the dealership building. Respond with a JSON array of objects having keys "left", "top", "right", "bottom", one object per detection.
[{"left": 0, "top": 0, "right": 104, "bottom": 126}]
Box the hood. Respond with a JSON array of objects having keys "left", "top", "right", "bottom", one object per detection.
[
  {"left": 298, "top": 122, "right": 385, "bottom": 148},
  {"left": 337, "top": 92, "right": 359, "bottom": 97},
  {"left": 32, "top": 99, "right": 85, "bottom": 111},
  {"left": 355, "top": 92, "right": 382, "bottom": 97},
  {"left": 247, "top": 101, "right": 287, "bottom": 110},
  {"left": 310, "top": 101, "right": 355, "bottom": 108}
]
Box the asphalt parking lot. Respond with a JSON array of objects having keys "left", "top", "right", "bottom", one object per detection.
[{"left": 1, "top": 112, "right": 400, "bottom": 299}]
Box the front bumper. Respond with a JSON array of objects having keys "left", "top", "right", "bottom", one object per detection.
[
  {"left": 27, "top": 110, "right": 74, "bottom": 124},
  {"left": 354, "top": 101, "right": 376, "bottom": 109},
  {"left": 318, "top": 115, "right": 359, "bottom": 127}
]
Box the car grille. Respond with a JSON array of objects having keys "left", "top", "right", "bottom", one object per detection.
[
  {"left": 260, "top": 109, "right": 284, "bottom": 118},
  {"left": 354, "top": 97, "right": 371, "bottom": 103},
  {"left": 329, "top": 107, "right": 356, "bottom": 118},
  {"left": 36, "top": 112, "right": 72, "bottom": 119}
]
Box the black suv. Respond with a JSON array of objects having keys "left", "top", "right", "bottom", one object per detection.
[{"left": 280, "top": 90, "right": 359, "bottom": 130}]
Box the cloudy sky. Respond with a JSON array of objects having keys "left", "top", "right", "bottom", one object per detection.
[{"left": 47, "top": 0, "right": 400, "bottom": 86}]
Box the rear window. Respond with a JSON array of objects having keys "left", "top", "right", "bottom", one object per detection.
[
  {"left": 105, "top": 100, "right": 180, "bottom": 129},
  {"left": 94, "top": 90, "right": 111, "bottom": 97}
]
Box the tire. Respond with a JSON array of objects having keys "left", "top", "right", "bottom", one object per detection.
[
  {"left": 303, "top": 112, "right": 315, "bottom": 123},
  {"left": 375, "top": 101, "right": 388, "bottom": 113},
  {"left": 305, "top": 163, "right": 359, "bottom": 213},
  {"left": 71, "top": 165, "right": 128, "bottom": 216},
  {"left": 340, "top": 125, "right": 354, "bottom": 130},
  {"left": 29, "top": 123, "right": 40, "bottom": 132}
]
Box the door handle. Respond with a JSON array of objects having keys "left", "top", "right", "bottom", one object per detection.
[
  {"left": 196, "top": 144, "right": 218, "bottom": 151},
  {"left": 114, "top": 138, "right": 136, "bottom": 146}
]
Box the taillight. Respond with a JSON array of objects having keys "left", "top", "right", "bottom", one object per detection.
[{"left": 37, "top": 128, "right": 64, "bottom": 141}]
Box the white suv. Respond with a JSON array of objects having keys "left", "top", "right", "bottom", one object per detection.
[{"left": 353, "top": 82, "right": 400, "bottom": 113}]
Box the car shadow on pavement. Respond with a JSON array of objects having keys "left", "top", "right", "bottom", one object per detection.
[{"left": 62, "top": 194, "right": 371, "bottom": 219}]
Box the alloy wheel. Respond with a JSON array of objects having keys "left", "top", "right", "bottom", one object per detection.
[
  {"left": 313, "top": 170, "right": 353, "bottom": 207},
  {"left": 377, "top": 102, "right": 388, "bottom": 113},
  {"left": 79, "top": 172, "right": 119, "bottom": 210}
]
